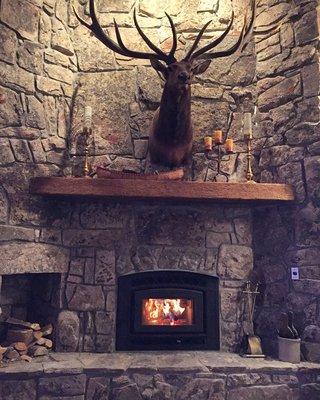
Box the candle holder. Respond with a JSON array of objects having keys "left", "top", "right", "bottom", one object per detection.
[
  {"left": 83, "top": 126, "right": 92, "bottom": 178},
  {"left": 204, "top": 139, "right": 235, "bottom": 182},
  {"left": 245, "top": 133, "right": 255, "bottom": 183}
]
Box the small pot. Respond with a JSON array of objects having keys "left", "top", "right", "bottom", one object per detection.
[{"left": 278, "top": 336, "right": 301, "bottom": 363}]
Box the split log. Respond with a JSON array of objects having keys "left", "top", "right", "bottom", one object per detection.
[
  {"left": 28, "top": 345, "right": 49, "bottom": 357},
  {"left": 6, "top": 317, "right": 40, "bottom": 331},
  {"left": 43, "top": 338, "right": 53, "bottom": 349},
  {"left": 35, "top": 337, "right": 46, "bottom": 346},
  {"left": 0, "top": 346, "right": 7, "bottom": 361},
  {"left": 7, "top": 329, "right": 34, "bottom": 345},
  {"left": 41, "top": 324, "right": 53, "bottom": 336},
  {"left": 4, "top": 347, "right": 20, "bottom": 361},
  {"left": 21, "top": 355, "right": 32, "bottom": 362},
  {"left": 14, "top": 342, "right": 27, "bottom": 353}
]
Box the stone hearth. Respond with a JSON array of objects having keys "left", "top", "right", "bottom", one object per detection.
[{"left": 0, "top": 352, "right": 319, "bottom": 399}]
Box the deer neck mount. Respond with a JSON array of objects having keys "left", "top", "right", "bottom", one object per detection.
[{"left": 75, "top": 0, "right": 257, "bottom": 168}]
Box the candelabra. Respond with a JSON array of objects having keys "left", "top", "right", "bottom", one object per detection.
[
  {"left": 204, "top": 132, "right": 235, "bottom": 182},
  {"left": 243, "top": 112, "right": 256, "bottom": 183}
]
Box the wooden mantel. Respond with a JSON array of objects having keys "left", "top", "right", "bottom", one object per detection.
[{"left": 30, "top": 177, "right": 295, "bottom": 203}]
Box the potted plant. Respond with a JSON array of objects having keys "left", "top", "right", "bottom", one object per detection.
[{"left": 278, "top": 311, "right": 301, "bottom": 363}]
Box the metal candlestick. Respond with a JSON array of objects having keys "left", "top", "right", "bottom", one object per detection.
[
  {"left": 83, "top": 127, "right": 92, "bottom": 178},
  {"left": 205, "top": 142, "right": 234, "bottom": 182},
  {"left": 245, "top": 134, "right": 255, "bottom": 183}
]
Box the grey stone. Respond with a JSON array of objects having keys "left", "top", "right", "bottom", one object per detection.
[
  {"left": 17, "top": 42, "right": 43, "bottom": 75},
  {"left": 0, "top": 138, "right": 15, "bottom": 165},
  {"left": 10, "top": 139, "right": 32, "bottom": 162},
  {"left": 206, "top": 231, "right": 231, "bottom": 247},
  {"left": 38, "top": 375, "right": 86, "bottom": 396},
  {"left": 95, "top": 311, "right": 114, "bottom": 334},
  {"left": 0, "top": 87, "right": 22, "bottom": 127},
  {"left": 95, "top": 250, "right": 116, "bottom": 285},
  {"left": 302, "top": 63, "right": 320, "bottom": 97},
  {"left": 52, "top": 19, "right": 74, "bottom": 56},
  {"left": 134, "top": 139, "right": 149, "bottom": 159},
  {"left": 294, "top": 10, "right": 318, "bottom": 46},
  {"left": 136, "top": 207, "right": 206, "bottom": 246},
  {"left": 302, "top": 324, "right": 320, "bottom": 343},
  {"left": 56, "top": 311, "right": 80, "bottom": 352},
  {"left": 176, "top": 378, "right": 225, "bottom": 400},
  {"left": 45, "top": 64, "right": 73, "bottom": 85},
  {"left": 71, "top": 71, "right": 136, "bottom": 156},
  {"left": 68, "top": 284, "right": 105, "bottom": 311},
  {"left": 0, "top": 225, "right": 35, "bottom": 242},
  {"left": 304, "top": 156, "right": 320, "bottom": 200},
  {"left": 62, "top": 229, "right": 121, "bottom": 247},
  {"left": 258, "top": 75, "right": 301, "bottom": 111},
  {"left": 228, "top": 385, "right": 292, "bottom": 400},
  {"left": 0, "top": 24, "right": 17, "bottom": 64},
  {"left": 259, "top": 145, "right": 304, "bottom": 168},
  {"left": 227, "top": 373, "right": 272, "bottom": 387},
  {"left": 86, "top": 376, "right": 110, "bottom": 400},
  {"left": 73, "top": 25, "right": 114, "bottom": 72},
  {"left": 36, "top": 76, "right": 62, "bottom": 96},
  {"left": 0, "top": 379, "right": 37, "bottom": 400},
  {"left": 218, "top": 245, "right": 253, "bottom": 280},
  {"left": 113, "top": 384, "right": 142, "bottom": 400},
  {"left": 0, "top": 0, "right": 40, "bottom": 41},
  {"left": 0, "top": 242, "right": 69, "bottom": 275}
]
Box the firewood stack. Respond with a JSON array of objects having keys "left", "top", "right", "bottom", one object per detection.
[{"left": 0, "top": 317, "right": 53, "bottom": 362}]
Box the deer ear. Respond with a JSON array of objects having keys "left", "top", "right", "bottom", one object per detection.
[
  {"left": 150, "top": 59, "right": 168, "bottom": 79},
  {"left": 192, "top": 59, "right": 212, "bottom": 75}
]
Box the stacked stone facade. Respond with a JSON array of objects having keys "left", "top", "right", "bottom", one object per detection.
[
  {"left": 0, "top": 0, "right": 319, "bottom": 357},
  {"left": 253, "top": 0, "right": 320, "bottom": 355}
]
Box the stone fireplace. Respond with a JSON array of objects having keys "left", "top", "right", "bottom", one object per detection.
[{"left": 0, "top": 0, "right": 320, "bottom": 367}]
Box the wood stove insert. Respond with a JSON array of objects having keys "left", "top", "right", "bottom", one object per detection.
[{"left": 116, "top": 271, "right": 219, "bottom": 351}]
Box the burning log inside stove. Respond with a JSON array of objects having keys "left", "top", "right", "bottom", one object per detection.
[
  {"left": 0, "top": 317, "right": 53, "bottom": 362},
  {"left": 142, "top": 298, "right": 193, "bottom": 326}
]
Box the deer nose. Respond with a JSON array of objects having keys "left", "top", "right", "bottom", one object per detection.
[{"left": 178, "top": 72, "right": 190, "bottom": 82}]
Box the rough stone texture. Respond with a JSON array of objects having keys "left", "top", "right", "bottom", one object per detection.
[
  {"left": 0, "top": 242, "right": 69, "bottom": 275},
  {"left": 1, "top": 0, "right": 320, "bottom": 361},
  {"left": 253, "top": 0, "right": 320, "bottom": 357},
  {"left": 56, "top": 311, "right": 80, "bottom": 352},
  {"left": 0, "top": 352, "right": 319, "bottom": 399}
]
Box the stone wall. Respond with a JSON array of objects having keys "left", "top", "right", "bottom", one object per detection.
[
  {"left": 1, "top": 0, "right": 319, "bottom": 356},
  {"left": 252, "top": 0, "right": 320, "bottom": 355},
  {"left": 0, "top": 0, "right": 257, "bottom": 353}
]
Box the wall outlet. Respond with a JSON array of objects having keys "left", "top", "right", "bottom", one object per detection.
[{"left": 291, "top": 267, "right": 300, "bottom": 280}]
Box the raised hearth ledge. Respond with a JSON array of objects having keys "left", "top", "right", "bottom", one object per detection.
[
  {"left": 1, "top": 351, "right": 319, "bottom": 375},
  {"left": 1, "top": 352, "right": 319, "bottom": 399},
  {"left": 30, "top": 177, "right": 295, "bottom": 203}
]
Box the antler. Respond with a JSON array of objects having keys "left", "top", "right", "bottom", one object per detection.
[
  {"left": 186, "top": 0, "right": 257, "bottom": 61},
  {"left": 73, "top": 0, "right": 177, "bottom": 64}
]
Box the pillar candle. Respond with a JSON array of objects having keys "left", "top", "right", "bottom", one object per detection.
[
  {"left": 225, "top": 139, "right": 234, "bottom": 153},
  {"left": 84, "top": 105, "right": 92, "bottom": 130},
  {"left": 243, "top": 113, "right": 252, "bottom": 139},
  {"left": 204, "top": 136, "right": 213, "bottom": 151},
  {"left": 213, "top": 130, "right": 223, "bottom": 144}
]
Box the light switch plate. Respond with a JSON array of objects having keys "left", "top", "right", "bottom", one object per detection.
[{"left": 291, "top": 267, "right": 299, "bottom": 280}]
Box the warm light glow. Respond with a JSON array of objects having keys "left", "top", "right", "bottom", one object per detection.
[{"left": 142, "top": 298, "right": 193, "bottom": 326}]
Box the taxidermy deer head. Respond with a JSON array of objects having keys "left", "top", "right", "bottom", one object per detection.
[{"left": 75, "top": 0, "right": 267, "bottom": 168}]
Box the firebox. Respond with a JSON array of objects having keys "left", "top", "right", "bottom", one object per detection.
[{"left": 116, "top": 271, "right": 219, "bottom": 351}]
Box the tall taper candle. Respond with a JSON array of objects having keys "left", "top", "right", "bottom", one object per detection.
[
  {"left": 243, "top": 112, "right": 252, "bottom": 139},
  {"left": 84, "top": 106, "right": 92, "bottom": 130}
]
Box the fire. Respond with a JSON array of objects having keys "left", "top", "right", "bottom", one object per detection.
[{"left": 142, "top": 298, "right": 193, "bottom": 326}]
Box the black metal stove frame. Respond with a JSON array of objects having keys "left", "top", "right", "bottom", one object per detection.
[{"left": 116, "top": 270, "right": 220, "bottom": 351}]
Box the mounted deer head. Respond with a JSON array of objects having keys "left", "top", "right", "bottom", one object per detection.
[{"left": 74, "top": 0, "right": 265, "bottom": 168}]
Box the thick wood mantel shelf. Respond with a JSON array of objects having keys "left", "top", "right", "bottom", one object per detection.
[{"left": 30, "top": 177, "right": 295, "bottom": 203}]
